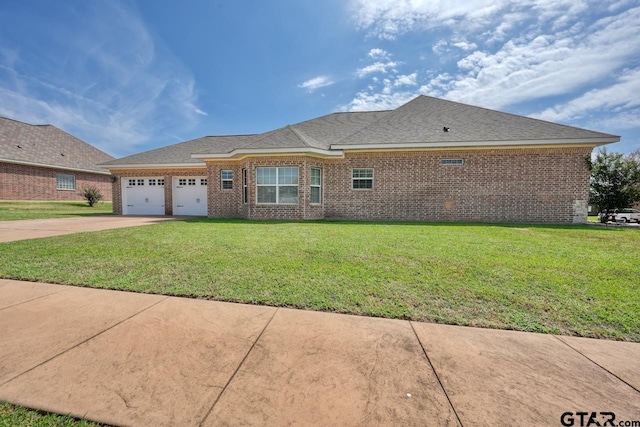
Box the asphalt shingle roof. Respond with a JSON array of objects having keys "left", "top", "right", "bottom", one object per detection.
[
  {"left": 336, "top": 96, "right": 617, "bottom": 145},
  {"left": 0, "top": 117, "right": 114, "bottom": 173},
  {"left": 103, "top": 96, "right": 617, "bottom": 167}
]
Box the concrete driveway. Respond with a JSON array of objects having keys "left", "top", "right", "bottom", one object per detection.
[
  {"left": 0, "top": 216, "right": 180, "bottom": 243},
  {"left": 0, "top": 280, "right": 638, "bottom": 426}
]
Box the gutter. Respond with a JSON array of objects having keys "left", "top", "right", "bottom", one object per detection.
[{"left": 1, "top": 158, "right": 111, "bottom": 175}]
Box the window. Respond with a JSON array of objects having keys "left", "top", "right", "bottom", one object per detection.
[
  {"left": 137, "top": 179, "right": 145, "bottom": 186},
  {"left": 352, "top": 168, "right": 373, "bottom": 189},
  {"left": 441, "top": 158, "right": 464, "bottom": 165},
  {"left": 242, "top": 169, "right": 248, "bottom": 204},
  {"left": 188, "top": 178, "right": 196, "bottom": 186},
  {"left": 178, "top": 178, "right": 187, "bottom": 186},
  {"left": 256, "top": 167, "right": 298, "bottom": 204},
  {"left": 149, "top": 179, "right": 156, "bottom": 186},
  {"left": 201, "top": 178, "right": 207, "bottom": 186},
  {"left": 158, "top": 179, "right": 165, "bottom": 186},
  {"left": 56, "top": 174, "right": 75, "bottom": 190},
  {"left": 128, "top": 179, "right": 136, "bottom": 186},
  {"left": 310, "top": 168, "right": 322, "bottom": 204},
  {"left": 221, "top": 170, "right": 233, "bottom": 190}
]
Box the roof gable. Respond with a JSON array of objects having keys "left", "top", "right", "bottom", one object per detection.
[{"left": 0, "top": 117, "right": 114, "bottom": 173}]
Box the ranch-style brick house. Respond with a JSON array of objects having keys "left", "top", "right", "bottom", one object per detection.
[
  {"left": 102, "top": 96, "right": 619, "bottom": 223},
  {"left": 0, "top": 117, "right": 114, "bottom": 201}
]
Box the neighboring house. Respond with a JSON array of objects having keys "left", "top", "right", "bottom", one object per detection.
[
  {"left": 0, "top": 117, "right": 114, "bottom": 201},
  {"left": 102, "top": 96, "right": 619, "bottom": 223}
]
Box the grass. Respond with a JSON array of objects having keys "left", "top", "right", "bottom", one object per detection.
[
  {"left": 0, "top": 201, "right": 112, "bottom": 221},
  {"left": 0, "top": 402, "right": 101, "bottom": 426},
  {"left": 0, "top": 219, "right": 638, "bottom": 341}
]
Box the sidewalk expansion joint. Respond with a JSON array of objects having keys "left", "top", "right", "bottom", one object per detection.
[
  {"left": 409, "top": 321, "right": 464, "bottom": 427},
  {"left": 199, "top": 307, "right": 279, "bottom": 427},
  {"left": 0, "top": 296, "right": 170, "bottom": 389},
  {"left": 553, "top": 335, "right": 640, "bottom": 395},
  {"left": 0, "top": 287, "right": 71, "bottom": 312}
]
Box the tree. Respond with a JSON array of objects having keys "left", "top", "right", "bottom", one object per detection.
[
  {"left": 588, "top": 148, "right": 640, "bottom": 222},
  {"left": 79, "top": 185, "right": 104, "bottom": 207}
]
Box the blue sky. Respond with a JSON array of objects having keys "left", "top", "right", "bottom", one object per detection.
[{"left": 1, "top": 0, "right": 639, "bottom": 158}]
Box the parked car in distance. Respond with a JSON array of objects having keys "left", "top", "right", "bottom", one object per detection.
[{"left": 613, "top": 208, "right": 640, "bottom": 223}]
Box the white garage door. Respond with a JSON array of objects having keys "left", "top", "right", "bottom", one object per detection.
[
  {"left": 122, "top": 177, "right": 165, "bottom": 215},
  {"left": 173, "top": 177, "right": 208, "bottom": 216}
]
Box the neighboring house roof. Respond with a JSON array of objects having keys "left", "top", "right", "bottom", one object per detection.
[
  {"left": 103, "top": 96, "right": 619, "bottom": 168},
  {"left": 0, "top": 117, "right": 114, "bottom": 174}
]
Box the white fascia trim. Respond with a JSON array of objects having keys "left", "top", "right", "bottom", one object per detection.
[
  {"left": 191, "top": 147, "right": 343, "bottom": 160},
  {"left": 104, "top": 162, "right": 206, "bottom": 170},
  {"left": 331, "top": 137, "right": 620, "bottom": 150},
  {"left": 1, "top": 158, "right": 111, "bottom": 175}
]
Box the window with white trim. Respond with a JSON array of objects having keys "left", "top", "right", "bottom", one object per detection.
[
  {"left": 137, "top": 179, "right": 145, "bottom": 186},
  {"left": 352, "top": 168, "right": 373, "bottom": 189},
  {"left": 201, "top": 178, "right": 207, "bottom": 186},
  {"left": 256, "top": 167, "right": 298, "bottom": 204},
  {"left": 310, "top": 168, "right": 321, "bottom": 204},
  {"left": 158, "top": 179, "right": 165, "bottom": 186},
  {"left": 178, "top": 178, "right": 187, "bottom": 186},
  {"left": 221, "top": 170, "right": 233, "bottom": 190},
  {"left": 56, "top": 174, "right": 76, "bottom": 190},
  {"left": 242, "top": 169, "right": 248, "bottom": 204}
]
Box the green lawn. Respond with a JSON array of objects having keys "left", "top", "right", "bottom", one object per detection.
[
  {"left": 0, "top": 201, "right": 112, "bottom": 221},
  {"left": 0, "top": 219, "right": 638, "bottom": 341},
  {"left": 0, "top": 402, "right": 100, "bottom": 426}
]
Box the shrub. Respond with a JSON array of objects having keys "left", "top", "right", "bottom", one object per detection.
[{"left": 79, "top": 185, "right": 104, "bottom": 207}]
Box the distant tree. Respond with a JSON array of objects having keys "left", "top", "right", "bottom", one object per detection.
[
  {"left": 79, "top": 185, "right": 104, "bottom": 207},
  {"left": 588, "top": 148, "right": 640, "bottom": 222}
]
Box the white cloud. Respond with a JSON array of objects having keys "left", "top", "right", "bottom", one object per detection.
[
  {"left": 419, "top": 5, "right": 640, "bottom": 109},
  {"left": 340, "top": 90, "right": 416, "bottom": 112},
  {"left": 533, "top": 69, "right": 640, "bottom": 126},
  {"left": 355, "top": 61, "right": 399, "bottom": 78},
  {"left": 394, "top": 73, "right": 417, "bottom": 87},
  {"left": 0, "top": 1, "right": 205, "bottom": 157},
  {"left": 368, "top": 48, "right": 390, "bottom": 59},
  {"left": 348, "top": 0, "right": 591, "bottom": 40},
  {"left": 298, "top": 75, "right": 335, "bottom": 92}
]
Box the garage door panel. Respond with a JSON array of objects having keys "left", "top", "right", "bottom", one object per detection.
[
  {"left": 173, "top": 177, "right": 207, "bottom": 216},
  {"left": 122, "top": 178, "right": 165, "bottom": 215}
]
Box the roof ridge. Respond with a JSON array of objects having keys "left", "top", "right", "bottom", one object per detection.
[{"left": 288, "top": 125, "right": 323, "bottom": 148}]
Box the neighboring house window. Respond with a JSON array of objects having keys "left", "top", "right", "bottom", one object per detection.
[
  {"left": 221, "top": 170, "right": 233, "bottom": 190},
  {"left": 310, "top": 168, "right": 322, "bottom": 204},
  {"left": 256, "top": 167, "right": 298, "bottom": 204},
  {"left": 352, "top": 168, "right": 373, "bottom": 189},
  {"left": 441, "top": 158, "right": 464, "bottom": 165},
  {"left": 56, "top": 174, "right": 75, "bottom": 190},
  {"left": 242, "top": 169, "right": 248, "bottom": 204}
]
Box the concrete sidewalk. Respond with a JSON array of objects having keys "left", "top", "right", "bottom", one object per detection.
[
  {"left": 0, "top": 216, "right": 180, "bottom": 243},
  {"left": 0, "top": 280, "right": 638, "bottom": 426}
]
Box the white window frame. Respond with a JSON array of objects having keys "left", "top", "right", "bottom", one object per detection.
[
  {"left": 242, "top": 168, "right": 248, "bottom": 204},
  {"left": 352, "top": 168, "right": 373, "bottom": 190},
  {"left": 221, "top": 170, "right": 233, "bottom": 190},
  {"left": 256, "top": 167, "right": 299, "bottom": 204},
  {"left": 56, "top": 173, "right": 76, "bottom": 190},
  {"left": 310, "top": 168, "right": 322, "bottom": 204}
]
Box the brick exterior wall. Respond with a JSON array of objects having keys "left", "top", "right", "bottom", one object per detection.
[
  {"left": 0, "top": 162, "right": 113, "bottom": 201},
  {"left": 323, "top": 147, "right": 592, "bottom": 223},
  {"left": 109, "top": 146, "right": 593, "bottom": 223}
]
